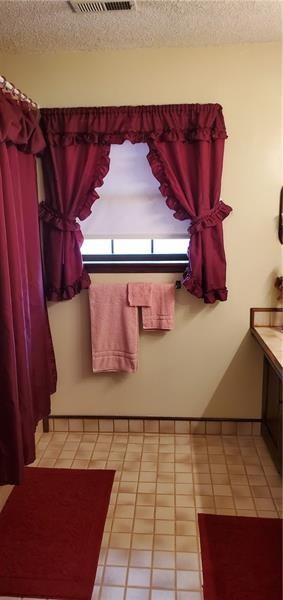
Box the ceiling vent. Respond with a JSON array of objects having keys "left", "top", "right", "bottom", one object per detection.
[{"left": 69, "top": 0, "right": 136, "bottom": 13}]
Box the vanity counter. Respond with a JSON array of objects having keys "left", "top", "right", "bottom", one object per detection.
[
  {"left": 250, "top": 308, "right": 282, "bottom": 474},
  {"left": 251, "top": 326, "right": 282, "bottom": 378}
]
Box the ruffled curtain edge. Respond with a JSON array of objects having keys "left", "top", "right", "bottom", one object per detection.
[{"left": 46, "top": 270, "right": 91, "bottom": 302}]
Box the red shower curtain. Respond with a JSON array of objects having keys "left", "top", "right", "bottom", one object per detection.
[{"left": 0, "top": 89, "right": 57, "bottom": 485}]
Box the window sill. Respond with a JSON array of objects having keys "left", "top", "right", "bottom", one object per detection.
[
  {"left": 84, "top": 262, "right": 186, "bottom": 273},
  {"left": 83, "top": 253, "right": 187, "bottom": 273}
]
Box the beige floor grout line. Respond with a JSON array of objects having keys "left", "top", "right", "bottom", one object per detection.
[
  {"left": 115, "top": 431, "right": 137, "bottom": 600},
  {"left": 140, "top": 434, "right": 156, "bottom": 600},
  {"left": 100, "top": 432, "right": 140, "bottom": 599},
  {"left": 98, "top": 431, "right": 122, "bottom": 598},
  {"left": 254, "top": 437, "right": 278, "bottom": 516},
  {"left": 95, "top": 433, "right": 115, "bottom": 600},
  {"left": 150, "top": 435, "right": 172, "bottom": 598},
  {"left": 172, "top": 435, "right": 178, "bottom": 598},
  {"left": 194, "top": 436, "right": 210, "bottom": 585},
  {"left": 242, "top": 437, "right": 262, "bottom": 518},
  {"left": 169, "top": 434, "right": 179, "bottom": 599},
  {"left": 241, "top": 438, "right": 258, "bottom": 518},
  {"left": 132, "top": 432, "right": 155, "bottom": 596},
  {"left": 224, "top": 439, "right": 237, "bottom": 518}
]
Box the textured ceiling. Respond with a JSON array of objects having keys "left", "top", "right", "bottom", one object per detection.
[{"left": 0, "top": 0, "right": 281, "bottom": 53}]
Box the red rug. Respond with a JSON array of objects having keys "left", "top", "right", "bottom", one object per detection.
[
  {"left": 198, "top": 513, "right": 282, "bottom": 600},
  {"left": 0, "top": 467, "right": 115, "bottom": 599}
]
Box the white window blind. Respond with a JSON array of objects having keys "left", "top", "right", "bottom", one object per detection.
[{"left": 79, "top": 141, "right": 190, "bottom": 239}]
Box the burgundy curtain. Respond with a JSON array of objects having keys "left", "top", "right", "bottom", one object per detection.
[
  {"left": 40, "top": 112, "right": 111, "bottom": 300},
  {"left": 147, "top": 105, "right": 232, "bottom": 303},
  {"left": 0, "top": 90, "right": 57, "bottom": 485},
  {"left": 40, "top": 104, "right": 231, "bottom": 303}
]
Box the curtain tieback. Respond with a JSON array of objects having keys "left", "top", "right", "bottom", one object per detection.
[
  {"left": 39, "top": 201, "right": 80, "bottom": 232},
  {"left": 189, "top": 200, "right": 232, "bottom": 235}
]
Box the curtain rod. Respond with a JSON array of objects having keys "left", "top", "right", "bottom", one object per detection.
[{"left": 0, "top": 75, "right": 38, "bottom": 109}]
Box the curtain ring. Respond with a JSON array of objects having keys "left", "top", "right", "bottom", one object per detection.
[
  {"left": 11, "top": 89, "right": 20, "bottom": 102},
  {"left": 1, "top": 80, "right": 10, "bottom": 94}
]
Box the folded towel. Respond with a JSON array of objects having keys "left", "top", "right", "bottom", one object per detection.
[
  {"left": 127, "top": 282, "right": 152, "bottom": 307},
  {"left": 89, "top": 284, "right": 138, "bottom": 373},
  {"left": 141, "top": 283, "right": 175, "bottom": 330}
]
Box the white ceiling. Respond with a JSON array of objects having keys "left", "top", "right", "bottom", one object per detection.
[{"left": 0, "top": 0, "right": 281, "bottom": 53}]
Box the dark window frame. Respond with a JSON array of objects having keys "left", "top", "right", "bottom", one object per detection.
[{"left": 82, "top": 253, "right": 188, "bottom": 273}]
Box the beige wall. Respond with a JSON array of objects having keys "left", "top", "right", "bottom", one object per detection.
[{"left": 1, "top": 43, "right": 281, "bottom": 418}]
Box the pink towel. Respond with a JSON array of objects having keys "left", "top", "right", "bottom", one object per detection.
[
  {"left": 128, "top": 282, "right": 152, "bottom": 306},
  {"left": 89, "top": 284, "right": 138, "bottom": 373},
  {"left": 142, "top": 283, "right": 175, "bottom": 330}
]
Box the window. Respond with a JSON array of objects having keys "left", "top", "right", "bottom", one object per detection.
[{"left": 79, "top": 142, "right": 190, "bottom": 271}]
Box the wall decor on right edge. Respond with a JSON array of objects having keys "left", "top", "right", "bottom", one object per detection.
[{"left": 279, "top": 187, "right": 283, "bottom": 244}]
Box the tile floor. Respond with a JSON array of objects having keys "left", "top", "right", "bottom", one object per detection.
[{"left": 0, "top": 430, "right": 282, "bottom": 600}]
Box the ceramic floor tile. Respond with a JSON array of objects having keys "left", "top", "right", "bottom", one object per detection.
[
  {"left": 130, "top": 550, "right": 152, "bottom": 568},
  {"left": 251, "top": 486, "right": 271, "bottom": 498},
  {"left": 2, "top": 430, "right": 280, "bottom": 600},
  {"left": 132, "top": 533, "right": 154, "bottom": 550},
  {"left": 254, "top": 497, "right": 276, "bottom": 511},
  {"left": 175, "top": 536, "right": 198, "bottom": 553},
  {"left": 115, "top": 505, "right": 135, "bottom": 519},
  {"left": 270, "top": 487, "right": 282, "bottom": 499},
  {"left": 107, "top": 549, "right": 130, "bottom": 566},
  {"left": 134, "top": 519, "right": 155, "bottom": 534},
  {"left": 175, "top": 552, "right": 199, "bottom": 571},
  {"left": 135, "top": 506, "right": 155, "bottom": 519},
  {"left": 155, "top": 520, "right": 175, "bottom": 535},
  {"left": 234, "top": 496, "right": 255, "bottom": 510},
  {"left": 151, "top": 591, "right": 176, "bottom": 600},
  {"left": 127, "top": 567, "right": 151, "bottom": 587},
  {"left": 125, "top": 588, "right": 150, "bottom": 599},
  {"left": 154, "top": 534, "right": 175, "bottom": 551},
  {"left": 110, "top": 532, "right": 132, "bottom": 548},
  {"left": 152, "top": 568, "right": 175, "bottom": 589},
  {"left": 155, "top": 506, "right": 175, "bottom": 520},
  {"left": 212, "top": 484, "right": 232, "bottom": 496},
  {"left": 153, "top": 551, "right": 176, "bottom": 569},
  {"left": 231, "top": 485, "right": 252, "bottom": 497},
  {"left": 195, "top": 496, "right": 215, "bottom": 510},
  {"left": 100, "top": 586, "right": 125, "bottom": 600},
  {"left": 177, "top": 592, "right": 203, "bottom": 600},
  {"left": 176, "top": 570, "right": 201, "bottom": 591},
  {"left": 112, "top": 518, "right": 133, "bottom": 533},
  {"left": 175, "top": 507, "right": 195, "bottom": 520}
]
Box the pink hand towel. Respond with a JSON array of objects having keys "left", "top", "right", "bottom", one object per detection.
[
  {"left": 141, "top": 283, "right": 175, "bottom": 330},
  {"left": 89, "top": 284, "right": 138, "bottom": 373},
  {"left": 128, "top": 282, "right": 152, "bottom": 306}
]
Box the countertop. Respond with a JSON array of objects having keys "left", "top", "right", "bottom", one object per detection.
[{"left": 251, "top": 326, "right": 282, "bottom": 376}]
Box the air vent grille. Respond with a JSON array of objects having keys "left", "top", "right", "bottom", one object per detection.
[{"left": 69, "top": 0, "right": 135, "bottom": 13}]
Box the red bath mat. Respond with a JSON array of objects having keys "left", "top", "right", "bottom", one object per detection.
[
  {"left": 0, "top": 467, "right": 115, "bottom": 599},
  {"left": 198, "top": 513, "right": 282, "bottom": 600}
]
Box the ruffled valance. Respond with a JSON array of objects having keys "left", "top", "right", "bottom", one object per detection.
[
  {"left": 0, "top": 89, "right": 45, "bottom": 154},
  {"left": 40, "top": 103, "right": 227, "bottom": 146}
]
